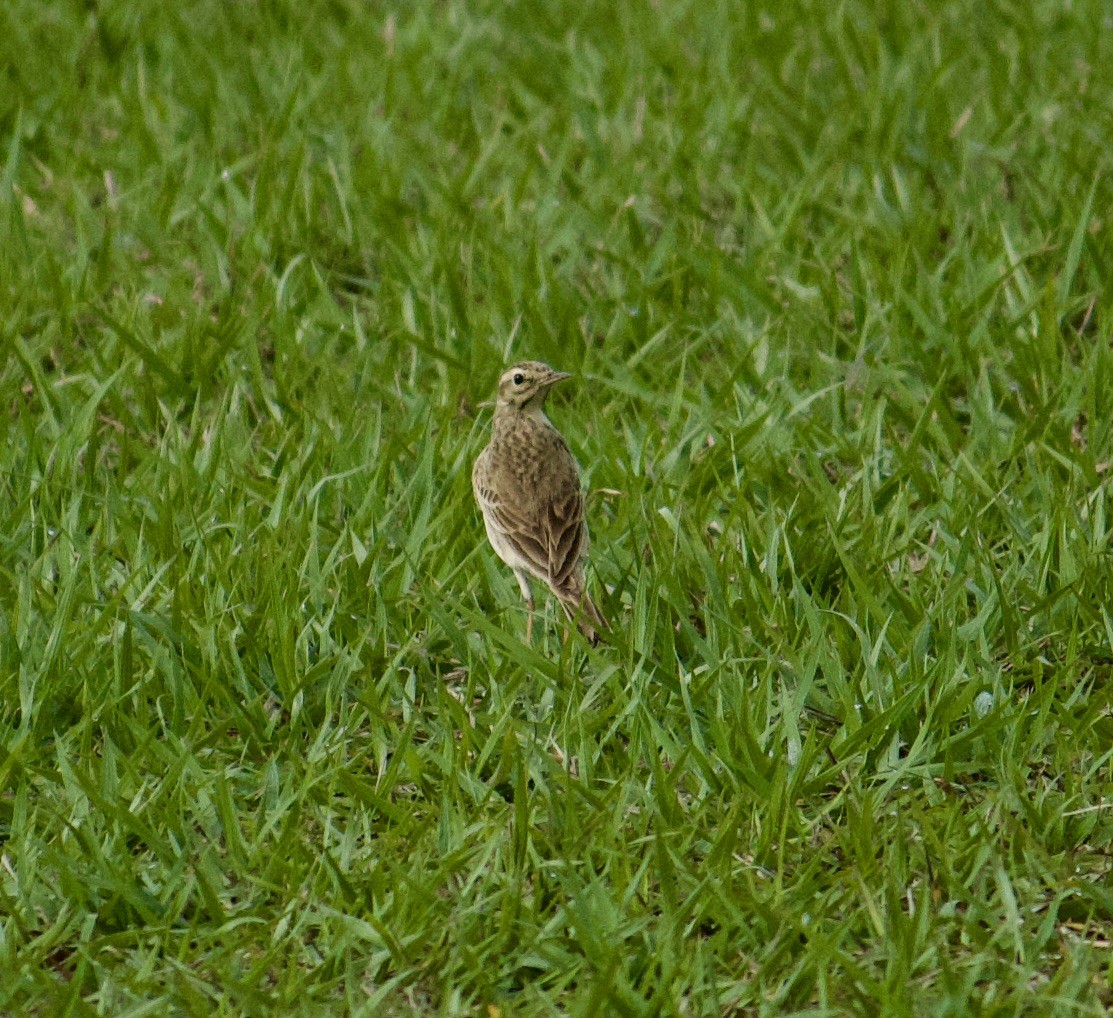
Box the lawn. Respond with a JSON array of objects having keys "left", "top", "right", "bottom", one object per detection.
[{"left": 1, "top": 0, "right": 1111, "bottom": 1013}]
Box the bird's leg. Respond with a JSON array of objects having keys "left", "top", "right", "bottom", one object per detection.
[{"left": 514, "top": 570, "right": 535, "bottom": 645}]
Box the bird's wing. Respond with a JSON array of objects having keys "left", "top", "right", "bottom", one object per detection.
[
  {"left": 543, "top": 474, "right": 588, "bottom": 590},
  {"left": 473, "top": 472, "right": 549, "bottom": 573},
  {"left": 473, "top": 439, "right": 588, "bottom": 588}
]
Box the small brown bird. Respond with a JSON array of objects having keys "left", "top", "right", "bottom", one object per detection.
[{"left": 472, "top": 361, "right": 607, "bottom": 644}]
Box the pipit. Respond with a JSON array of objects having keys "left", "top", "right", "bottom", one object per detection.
[{"left": 473, "top": 360, "right": 607, "bottom": 645}]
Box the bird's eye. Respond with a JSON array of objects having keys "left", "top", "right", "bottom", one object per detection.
[{"left": 513, "top": 373, "right": 524, "bottom": 386}]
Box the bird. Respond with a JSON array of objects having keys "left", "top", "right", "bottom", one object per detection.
[{"left": 472, "top": 360, "right": 607, "bottom": 645}]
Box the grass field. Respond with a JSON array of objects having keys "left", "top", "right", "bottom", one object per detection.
[{"left": 2, "top": 0, "right": 1112, "bottom": 1013}]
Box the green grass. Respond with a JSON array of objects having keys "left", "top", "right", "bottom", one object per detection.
[{"left": 1, "top": 0, "right": 1111, "bottom": 1013}]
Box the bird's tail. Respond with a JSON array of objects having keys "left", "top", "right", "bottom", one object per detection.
[{"left": 557, "top": 583, "right": 608, "bottom": 646}]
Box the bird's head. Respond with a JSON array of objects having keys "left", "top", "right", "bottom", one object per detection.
[{"left": 496, "top": 361, "right": 571, "bottom": 411}]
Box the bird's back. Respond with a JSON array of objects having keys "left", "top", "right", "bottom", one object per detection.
[{"left": 480, "top": 413, "right": 580, "bottom": 511}]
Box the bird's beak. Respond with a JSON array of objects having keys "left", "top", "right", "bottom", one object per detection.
[{"left": 545, "top": 371, "right": 572, "bottom": 386}]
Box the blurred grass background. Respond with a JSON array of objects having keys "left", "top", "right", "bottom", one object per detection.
[{"left": 1, "top": 0, "right": 1111, "bottom": 1013}]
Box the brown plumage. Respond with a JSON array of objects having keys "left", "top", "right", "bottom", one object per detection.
[{"left": 472, "top": 360, "right": 606, "bottom": 644}]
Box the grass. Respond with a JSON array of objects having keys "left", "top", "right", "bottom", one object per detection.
[{"left": 1, "top": 0, "right": 1111, "bottom": 1013}]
